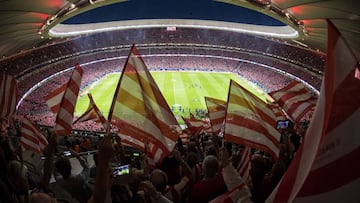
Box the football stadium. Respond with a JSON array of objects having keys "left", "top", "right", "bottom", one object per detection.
[
  {"left": 0, "top": 0, "right": 359, "bottom": 202},
  {"left": 75, "top": 71, "right": 269, "bottom": 121}
]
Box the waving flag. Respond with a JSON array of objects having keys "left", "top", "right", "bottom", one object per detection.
[
  {"left": 20, "top": 117, "right": 48, "bottom": 153},
  {"left": 117, "top": 129, "right": 146, "bottom": 150},
  {"left": 108, "top": 45, "right": 181, "bottom": 165},
  {"left": 236, "top": 146, "right": 251, "bottom": 181},
  {"left": 182, "top": 115, "right": 210, "bottom": 136},
  {"left": 73, "top": 93, "right": 107, "bottom": 129},
  {"left": 266, "top": 102, "right": 286, "bottom": 121},
  {"left": 210, "top": 183, "right": 251, "bottom": 203},
  {"left": 117, "top": 130, "right": 157, "bottom": 168},
  {"left": 266, "top": 20, "right": 360, "bottom": 203},
  {"left": 0, "top": 74, "right": 17, "bottom": 118},
  {"left": 269, "top": 80, "right": 317, "bottom": 122},
  {"left": 224, "top": 80, "right": 280, "bottom": 159},
  {"left": 44, "top": 64, "right": 83, "bottom": 135},
  {"left": 205, "top": 97, "right": 227, "bottom": 135}
]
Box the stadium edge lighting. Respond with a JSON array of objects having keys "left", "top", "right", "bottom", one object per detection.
[
  {"left": 40, "top": 0, "right": 307, "bottom": 40},
  {"left": 89, "top": 0, "right": 105, "bottom": 4},
  {"left": 48, "top": 20, "right": 299, "bottom": 39}
]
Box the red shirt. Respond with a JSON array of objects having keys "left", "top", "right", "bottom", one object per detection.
[{"left": 189, "top": 172, "right": 227, "bottom": 203}]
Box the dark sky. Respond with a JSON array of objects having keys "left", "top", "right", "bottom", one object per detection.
[{"left": 64, "top": 0, "right": 284, "bottom": 26}]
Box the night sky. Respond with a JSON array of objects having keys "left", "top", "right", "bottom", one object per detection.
[{"left": 64, "top": 0, "right": 284, "bottom": 26}]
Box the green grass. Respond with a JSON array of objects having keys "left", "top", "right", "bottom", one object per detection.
[{"left": 75, "top": 71, "right": 269, "bottom": 122}]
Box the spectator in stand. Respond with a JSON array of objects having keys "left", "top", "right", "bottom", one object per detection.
[
  {"left": 186, "top": 152, "right": 202, "bottom": 183},
  {"left": 189, "top": 155, "right": 227, "bottom": 203},
  {"left": 150, "top": 149, "right": 193, "bottom": 203},
  {"left": 159, "top": 156, "right": 181, "bottom": 187},
  {"left": 80, "top": 136, "right": 92, "bottom": 151},
  {"left": 71, "top": 139, "right": 81, "bottom": 153},
  {"left": 64, "top": 136, "right": 72, "bottom": 149},
  {"left": 209, "top": 147, "right": 252, "bottom": 202},
  {"left": 139, "top": 181, "right": 173, "bottom": 203},
  {"left": 88, "top": 153, "right": 98, "bottom": 190},
  {"left": 249, "top": 153, "right": 268, "bottom": 203},
  {"left": 89, "top": 133, "right": 172, "bottom": 203},
  {"left": 89, "top": 153, "right": 98, "bottom": 179},
  {"left": 5, "top": 160, "right": 30, "bottom": 203},
  {"left": 54, "top": 149, "right": 92, "bottom": 202},
  {"left": 88, "top": 133, "right": 115, "bottom": 203}
]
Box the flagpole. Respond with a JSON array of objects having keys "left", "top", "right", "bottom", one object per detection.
[
  {"left": 204, "top": 97, "right": 216, "bottom": 138},
  {"left": 222, "top": 79, "right": 232, "bottom": 145}
]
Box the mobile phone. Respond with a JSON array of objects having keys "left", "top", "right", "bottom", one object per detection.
[
  {"left": 276, "top": 120, "right": 290, "bottom": 129},
  {"left": 63, "top": 150, "right": 71, "bottom": 157},
  {"left": 112, "top": 164, "right": 130, "bottom": 177},
  {"left": 133, "top": 152, "right": 140, "bottom": 157}
]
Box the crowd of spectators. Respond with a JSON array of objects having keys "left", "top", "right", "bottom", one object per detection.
[
  {"left": 1, "top": 27, "right": 325, "bottom": 76},
  {"left": 15, "top": 51, "right": 321, "bottom": 131},
  {"left": 0, "top": 114, "right": 303, "bottom": 203},
  {"left": 0, "top": 20, "right": 328, "bottom": 203},
  {"left": 0, "top": 28, "right": 324, "bottom": 111},
  {"left": 2, "top": 26, "right": 323, "bottom": 135}
]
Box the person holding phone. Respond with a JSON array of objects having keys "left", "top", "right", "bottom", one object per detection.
[
  {"left": 112, "top": 164, "right": 130, "bottom": 177},
  {"left": 276, "top": 120, "right": 290, "bottom": 130},
  {"left": 54, "top": 148, "right": 91, "bottom": 202}
]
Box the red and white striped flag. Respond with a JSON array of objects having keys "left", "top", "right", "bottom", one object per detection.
[
  {"left": 20, "top": 117, "right": 48, "bottom": 153},
  {"left": 73, "top": 93, "right": 107, "bottom": 129},
  {"left": 266, "top": 20, "right": 360, "bottom": 203},
  {"left": 266, "top": 102, "right": 286, "bottom": 121},
  {"left": 182, "top": 116, "right": 210, "bottom": 136},
  {"left": 44, "top": 64, "right": 83, "bottom": 135},
  {"left": 205, "top": 97, "right": 227, "bottom": 136},
  {"left": 224, "top": 80, "right": 281, "bottom": 159},
  {"left": 144, "top": 141, "right": 157, "bottom": 169},
  {"left": 269, "top": 80, "right": 317, "bottom": 122},
  {"left": 117, "top": 129, "right": 147, "bottom": 152},
  {"left": 117, "top": 129, "right": 157, "bottom": 169},
  {"left": 0, "top": 74, "right": 17, "bottom": 118},
  {"left": 236, "top": 146, "right": 251, "bottom": 181},
  {"left": 108, "top": 45, "right": 181, "bottom": 165},
  {"left": 210, "top": 183, "right": 251, "bottom": 203}
]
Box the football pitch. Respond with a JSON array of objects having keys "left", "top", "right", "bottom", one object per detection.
[{"left": 75, "top": 71, "right": 269, "bottom": 122}]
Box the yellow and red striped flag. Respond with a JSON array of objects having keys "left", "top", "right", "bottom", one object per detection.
[
  {"left": 108, "top": 45, "right": 181, "bottom": 165},
  {"left": 266, "top": 20, "right": 360, "bottom": 203},
  {"left": 224, "top": 80, "right": 281, "bottom": 159},
  {"left": 0, "top": 74, "right": 17, "bottom": 118},
  {"left": 44, "top": 64, "right": 83, "bottom": 135},
  {"left": 205, "top": 96, "right": 227, "bottom": 136},
  {"left": 20, "top": 117, "right": 48, "bottom": 153},
  {"left": 73, "top": 93, "right": 107, "bottom": 129}
]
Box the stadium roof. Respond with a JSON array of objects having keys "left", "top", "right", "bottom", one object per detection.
[{"left": 0, "top": 0, "right": 359, "bottom": 60}]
